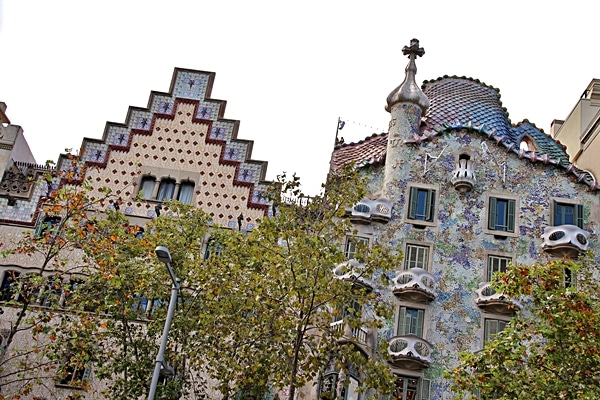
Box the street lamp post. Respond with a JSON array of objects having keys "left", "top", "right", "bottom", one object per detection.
[{"left": 148, "top": 246, "right": 181, "bottom": 400}]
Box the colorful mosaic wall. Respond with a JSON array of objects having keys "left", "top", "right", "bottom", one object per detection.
[{"left": 337, "top": 75, "right": 600, "bottom": 399}]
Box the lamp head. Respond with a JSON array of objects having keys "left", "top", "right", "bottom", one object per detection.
[{"left": 155, "top": 246, "right": 172, "bottom": 264}]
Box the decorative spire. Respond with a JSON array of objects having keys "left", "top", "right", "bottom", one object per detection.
[{"left": 386, "top": 39, "right": 430, "bottom": 114}]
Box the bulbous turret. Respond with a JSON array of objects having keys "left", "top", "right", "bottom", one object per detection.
[{"left": 386, "top": 39, "right": 430, "bottom": 114}]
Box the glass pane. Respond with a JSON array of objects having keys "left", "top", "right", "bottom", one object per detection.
[
  {"left": 178, "top": 182, "right": 195, "bottom": 204},
  {"left": 415, "top": 190, "right": 428, "bottom": 220},
  {"left": 157, "top": 179, "right": 176, "bottom": 201},
  {"left": 140, "top": 177, "right": 155, "bottom": 199}
]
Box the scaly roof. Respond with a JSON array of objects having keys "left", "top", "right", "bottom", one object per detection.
[{"left": 330, "top": 76, "right": 598, "bottom": 191}]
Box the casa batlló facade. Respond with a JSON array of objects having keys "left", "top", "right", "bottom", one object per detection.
[{"left": 329, "top": 39, "right": 599, "bottom": 399}]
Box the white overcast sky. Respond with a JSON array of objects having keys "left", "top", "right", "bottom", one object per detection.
[{"left": 1, "top": 0, "right": 598, "bottom": 194}]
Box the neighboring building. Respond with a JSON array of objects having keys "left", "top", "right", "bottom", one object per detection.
[
  {"left": 328, "top": 39, "right": 599, "bottom": 399},
  {"left": 551, "top": 78, "right": 600, "bottom": 180},
  {"left": 0, "top": 69, "right": 272, "bottom": 399}
]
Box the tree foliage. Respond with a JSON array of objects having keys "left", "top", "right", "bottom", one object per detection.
[
  {"left": 1, "top": 166, "right": 402, "bottom": 399},
  {"left": 448, "top": 256, "right": 600, "bottom": 400}
]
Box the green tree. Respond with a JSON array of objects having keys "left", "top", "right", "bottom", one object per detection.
[
  {"left": 448, "top": 256, "right": 600, "bottom": 399},
  {"left": 0, "top": 162, "right": 114, "bottom": 399},
  {"left": 2, "top": 165, "right": 401, "bottom": 399},
  {"left": 179, "top": 168, "right": 402, "bottom": 399}
]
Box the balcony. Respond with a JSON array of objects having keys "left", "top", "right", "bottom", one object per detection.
[
  {"left": 541, "top": 225, "right": 589, "bottom": 259},
  {"left": 388, "top": 334, "right": 433, "bottom": 370},
  {"left": 330, "top": 319, "right": 369, "bottom": 354},
  {"left": 333, "top": 260, "right": 373, "bottom": 290},
  {"left": 392, "top": 268, "right": 436, "bottom": 303},
  {"left": 475, "top": 282, "right": 522, "bottom": 315},
  {"left": 451, "top": 157, "right": 476, "bottom": 193},
  {"left": 346, "top": 198, "right": 392, "bottom": 224}
]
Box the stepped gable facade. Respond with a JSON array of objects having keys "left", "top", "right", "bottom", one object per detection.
[{"left": 56, "top": 68, "right": 271, "bottom": 229}]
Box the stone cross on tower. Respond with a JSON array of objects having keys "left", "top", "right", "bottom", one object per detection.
[{"left": 403, "top": 38, "right": 425, "bottom": 60}]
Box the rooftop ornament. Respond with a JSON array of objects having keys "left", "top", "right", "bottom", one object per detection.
[{"left": 386, "top": 38, "right": 430, "bottom": 114}]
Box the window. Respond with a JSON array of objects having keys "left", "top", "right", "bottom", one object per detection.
[
  {"left": 519, "top": 136, "right": 537, "bottom": 152},
  {"left": 333, "top": 300, "right": 361, "bottom": 322},
  {"left": 204, "top": 239, "right": 224, "bottom": 260},
  {"left": 343, "top": 236, "right": 369, "bottom": 259},
  {"left": 483, "top": 318, "right": 507, "bottom": 343},
  {"left": 407, "top": 186, "right": 436, "bottom": 224},
  {"left": 35, "top": 216, "right": 62, "bottom": 240},
  {"left": 552, "top": 200, "right": 584, "bottom": 228},
  {"left": 1, "top": 270, "right": 19, "bottom": 302},
  {"left": 132, "top": 295, "right": 150, "bottom": 313},
  {"left": 63, "top": 279, "right": 84, "bottom": 308},
  {"left": 140, "top": 176, "right": 156, "bottom": 199},
  {"left": 404, "top": 243, "right": 430, "bottom": 270},
  {"left": 487, "top": 196, "right": 517, "bottom": 234},
  {"left": 486, "top": 255, "right": 511, "bottom": 282},
  {"left": 393, "top": 376, "right": 431, "bottom": 400},
  {"left": 157, "top": 178, "right": 176, "bottom": 201},
  {"left": 56, "top": 362, "right": 91, "bottom": 388},
  {"left": 177, "top": 181, "right": 195, "bottom": 204},
  {"left": 319, "top": 370, "right": 361, "bottom": 400},
  {"left": 397, "top": 307, "right": 424, "bottom": 338},
  {"left": 41, "top": 276, "right": 63, "bottom": 307}
]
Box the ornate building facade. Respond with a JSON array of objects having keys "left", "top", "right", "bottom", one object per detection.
[
  {"left": 0, "top": 69, "right": 273, "bottom": 399},
  {"left": 328, "top": 39, "right": 599, "bottom": 399}
]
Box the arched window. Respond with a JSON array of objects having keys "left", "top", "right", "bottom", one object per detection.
[
  {"left": 178, "top": 181, "right": 195, "bottom": 204},
  {"left": 140, "top": 176, "right": 156, "bottom": 199},
  {"left": 0, "top": 270, "right": 19, "bottom": 302},
  {"left": 519, "top": 136, "right": 537, "bottom": 152},
  {"left": 157, "top": 178, "right": 176, "bottom": 201}
]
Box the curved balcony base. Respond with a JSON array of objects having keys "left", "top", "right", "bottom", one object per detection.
[
  {"left": 392, "top": 287, "right": 435, "bottom": 303},
  {"left": 389, "top": 355, "right": 431, "bottom": 370},
  {"left": 452, "top": 180, "right": 474, "bottom": 193},
  {"left": 476, "top": 299, "right": 518, "bottom": 315},
  {"left": 542, "top": 244, "right": 585, "bottom": 259}
]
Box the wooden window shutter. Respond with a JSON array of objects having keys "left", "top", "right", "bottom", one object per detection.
[
  {"left": 425, "top": 189, "right": 435, "bottom": 222},
  {"left": 397, "top": 307, "right": 407, "bottom": 336},
  {"left": 507, "top": 199, "right": 516, "bottom": 233},
  {"left": 420, "top": 379, "right": 431, "bottom": 400},
  {"left": 488, "top": 197, "right": 497, "bottom": 230},
  {"left": 408, "top": 187, "right": 419, "bottom": 220},
  {"left": 416, "top": 309, "right": 424, "bottom": 338},
  {"left": 575, "top": 204, "right": 584, "bottom": 229}
]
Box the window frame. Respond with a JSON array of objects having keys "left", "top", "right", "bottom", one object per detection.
[
  {"left": 405, "top": 183, "right": 439, "bottom": 227},
  {"left": 396, "top": 306, "right": 426, "bottom": 338},
  {"left": 403, "top": 241, "right": 433, "bottom": 271},
  {"left": 343, "top": 236, "right": 369, "bottom": 260},
  {"left": 550, "top": 197, "right": 584, "bottom": 229},
  {"left": 483, "top": 317, "right": 509, "bottom": 344},
  {"left": 55, "top": 362, "right": 91, "bottom": 389},
  {"left": 177, "top": 180, "right": 196, "bottom": 204},
  {"left": 156, "top": 177, "right": 177, "bottom": 201},
  {"left": 484, "top": 193, "right": 519, "bottom": 237},
  {"left": 139, "top": 175, "right": 157, "bottom": 200},
  {"left": 393, "top": 376, "right": 431, "bottom": 400},
  {"left": 485, "top": 253, "right": 513, "bottom": 282}
]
